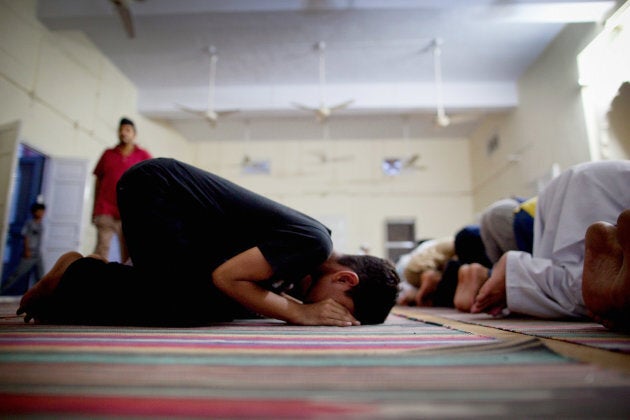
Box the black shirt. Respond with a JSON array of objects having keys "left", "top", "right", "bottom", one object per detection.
[
  {"left": 51, "top": 158, "right": 334, "bottom": 325},
  {"left": 118, "top": 158, "right": 333, "bottom": 294}
]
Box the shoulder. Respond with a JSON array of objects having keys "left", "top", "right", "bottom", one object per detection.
[
  {"left": 95, "top": 147, "right": 120, "bottom": 163},
  {"left": 98, "top": 148, "right": 120, "bottom": 161},
  {"left": 94, "top": 150, "right": 112, "bottom": 173},
  {"left": 134, "top": 146, "right": 152, "bottom": 159}
]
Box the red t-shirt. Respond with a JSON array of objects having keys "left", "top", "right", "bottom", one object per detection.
[{"left": 93, "top": 145, "right": 152, "bottom": 219}]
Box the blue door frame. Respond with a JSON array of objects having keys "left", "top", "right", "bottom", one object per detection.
[{"left": 1, "top": 145, "right": 46, "bottom": 294}]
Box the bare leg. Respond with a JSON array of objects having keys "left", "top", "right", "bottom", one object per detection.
[
  {"left": 471, "top": 253, "right": 508, "bottom": 315},
  {"left": 454, "top": 263, "right": 489, "bottom": 312},
  {"left": 17, "top": 251, "right": 83, "bottom": 323},
  {"left": 582, "top": 209, "right": 630, "bottom": 331},
  {"left": 93, "top": 215, "right": 115, "bottom": 260}
]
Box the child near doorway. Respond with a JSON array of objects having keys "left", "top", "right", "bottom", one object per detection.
[{"left": 1, "top": 203, "right": 46, "bottom": 294}]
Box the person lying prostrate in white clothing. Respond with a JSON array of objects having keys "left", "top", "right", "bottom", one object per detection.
[{"left": 454, "top": 160, "right": 630, "bottom": 320}]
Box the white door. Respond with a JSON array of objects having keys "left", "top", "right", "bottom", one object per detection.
[
  {"left": 41, "top": 157, "right": 89, "bottom": 272},
  {"left": 0, "top": 120, "right": 21, "bottom": 267}
]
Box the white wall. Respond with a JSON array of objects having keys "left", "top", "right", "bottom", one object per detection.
[
  {"left": 469, "top": 23, "right": 601, "bottom": 213},
  {"left": 193, "top": 137, "right": 473, "bottom": 256},
  {"left": 0, "top": 0, "right": 193, "bottom": 254},
  {"left": 0, "top": 0, "right": 475, "bottom": 260},
  {"left": 3, "top": 1, "right": 617, "bottom": 261}
]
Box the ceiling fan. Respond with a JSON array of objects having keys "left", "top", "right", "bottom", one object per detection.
[
  {"left": 236, "top": 155, "right": 271, "bottom": 175},
  {"left": 292, "top": 42, "right": 354, "bottom": 123},
  {"left": 110, "top": 0, "right": 143, "bottom": 38},
  {"left": 428, "top": 38, "right": 478, "bottom": 128},
  {"left": 177, "top": 46, "right": 239, "bottom": 128},
  {"left": 382, "top": 154, "right": 426, "bottom": 176}
]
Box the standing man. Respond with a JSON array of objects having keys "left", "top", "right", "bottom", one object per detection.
[{"left": 92, "top": 117, "right": 151, "bottom": 262}]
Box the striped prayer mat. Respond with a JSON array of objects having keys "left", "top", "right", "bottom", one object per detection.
[
  {"left": 394, "top": 306, "right": 630, "bottom": 354},
  {"left": 1, "top": 297, "right": 630, "bottom": 418}
]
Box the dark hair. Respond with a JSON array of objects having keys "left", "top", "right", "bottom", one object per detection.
[
  {"left": 30, "top": 203, "right": 46, "bottom": 214},
  {"left": 337, "top": 254, "right": 400, "bottom": 325},
  {"left": 119, "top": 117, "right": 136, "bottom": 130}
]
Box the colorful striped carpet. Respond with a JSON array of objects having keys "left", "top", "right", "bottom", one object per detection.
[{"left": 1, "top": 297, "right": 630, "bottom": 418}]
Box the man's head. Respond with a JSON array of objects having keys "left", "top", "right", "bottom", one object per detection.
[
  {"left": 339, "top": 254, "right": 400, "bottom": 324},
  {"left": 306, "top": 254, "right": 400, "bottom": 325},
  {"left": 118, "top": 117, "right": 136, "bottom": 145}
]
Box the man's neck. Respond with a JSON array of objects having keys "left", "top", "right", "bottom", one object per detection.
[{"left": 117, "top": 143, "right": 135, "bottom": 156}]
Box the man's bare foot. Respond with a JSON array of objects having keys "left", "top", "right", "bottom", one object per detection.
[
  {"left": 471, "top": 253, "right": 508, "bottom": 315},
  {"left": 454, "top": 263, "right": 489, "bottom": 312},
  {"left": 582, "top": 209, "right": 630, "bottom": 331},
  {"left": 17, "top": 251, "right": 83, "bottom": 323},
  {"left": 415, "top": 269, "right": 442, "bottom": 306}
]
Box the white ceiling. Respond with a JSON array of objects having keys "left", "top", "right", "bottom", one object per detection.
[{"left": 37, "top": 0, "right": 618, "bottom": 141}]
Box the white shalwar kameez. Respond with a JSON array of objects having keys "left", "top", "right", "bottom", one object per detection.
[{"left": 505, "top": 160, "right": 630, "bottom": 319}]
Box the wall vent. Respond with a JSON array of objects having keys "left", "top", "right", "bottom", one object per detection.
[{"left": 486, "top": 134, "right": 500, "bottom": 156}]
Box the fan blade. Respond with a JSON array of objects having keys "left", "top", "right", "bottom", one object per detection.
[
  {"left": 329, "top": 99, "right": 354, "bottom": 111},
  {"left": 291, "top": 102, "right": 317, "bottom": 112},
  {"left": 404, "top": 154, "right": 420, "bottom": 166},
  {"left": 292, "top": 102, "right": 327, "bottom": 122},
  {"left": 176, "top": 104, "right": 218, "bottom": 127},
  {"left": 111, "top": 0, "right": 135, "bottom": 38},
  {"left": 178, "top": 104, "right": 239, "bottom": 127},
  {"left": 216, "top": 109, "right": 240, "bottom": 118},
  {"left": 176, "top": 104, "right": 208, "bottom": 119}
]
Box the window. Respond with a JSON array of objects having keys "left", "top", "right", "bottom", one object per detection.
[{"left": 385, "top": 219, "right": 415, "bottom": 262}]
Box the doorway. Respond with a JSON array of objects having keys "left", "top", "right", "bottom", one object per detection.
[{"left": 1, "top": 144, "right": 47, "bottom": 295}]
